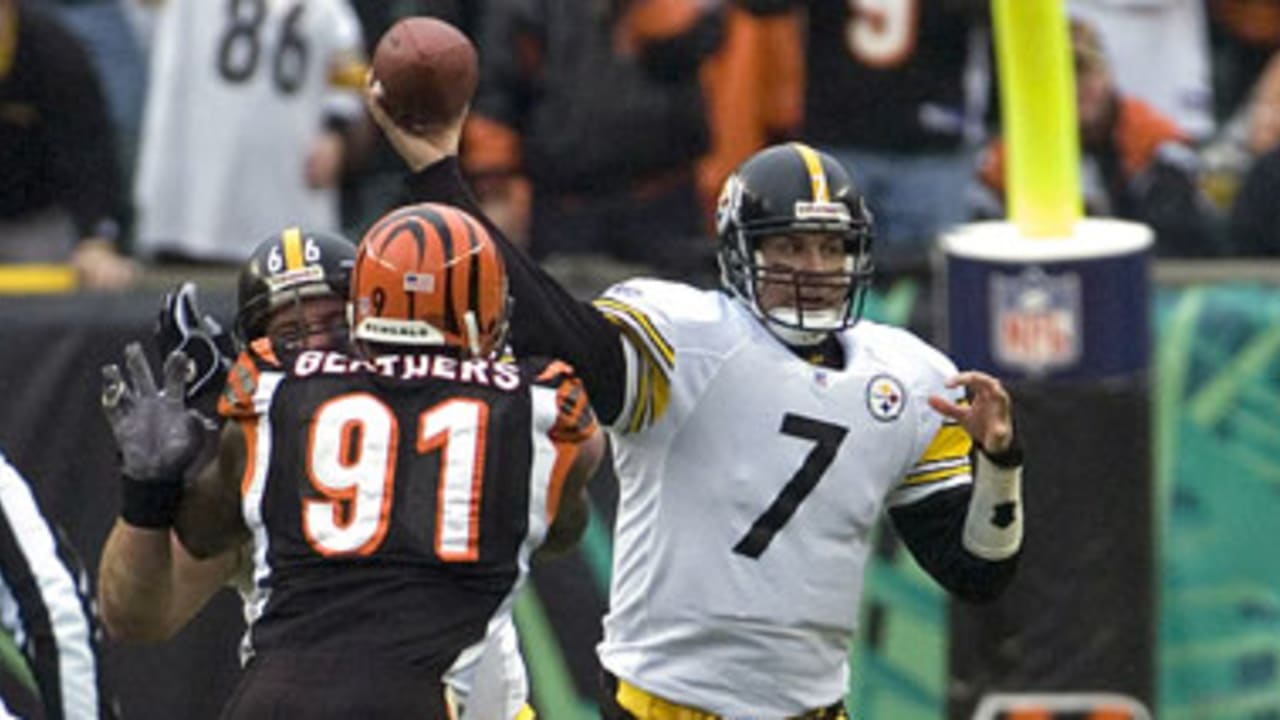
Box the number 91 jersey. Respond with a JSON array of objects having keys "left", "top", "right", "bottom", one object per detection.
[
  {"left": 134, "top": 0, "right": 366, "bottom": 262},
  {"left": 218, "top": 344, "right": 594, "bottom": 677},
  {"left": 594, "top": 279, "right": 972, "bottom": 716}
]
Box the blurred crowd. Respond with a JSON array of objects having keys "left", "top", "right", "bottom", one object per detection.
[{"left": 5, "top": 0, "right": 1280, "bottom": 293}]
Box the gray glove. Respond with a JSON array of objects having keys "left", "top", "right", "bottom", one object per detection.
[{"left": 101, "top": 342, "right": 205, "bottom": 527}]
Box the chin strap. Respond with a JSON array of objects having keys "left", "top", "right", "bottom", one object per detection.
[
  {"left": 765, "top": 320, "right": 828, "bottom": 347},
  {"left": 758, "top": 303, "right": 844, "bottom": 342},
  {"left": 962, "top": 451, "right": 1024, "bottom": 561},
  {"left": 463, "top": 311, "right": 482, "bottom": 358}
]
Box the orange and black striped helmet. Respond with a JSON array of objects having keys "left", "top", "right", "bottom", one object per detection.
[{"left": 352, "top": 202, "right": 510, "bottom": 358}]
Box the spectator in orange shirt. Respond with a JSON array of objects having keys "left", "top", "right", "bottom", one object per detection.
[{"left": 975, "top": 18, "right": 1218, "bottom": 257}]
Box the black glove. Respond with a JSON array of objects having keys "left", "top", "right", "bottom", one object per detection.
[
  {"left": 101, "top": 343, "right": 208, "bottom": 528},
  {"left": 155, "top": 282, "right": 236, "bottom": 414}
]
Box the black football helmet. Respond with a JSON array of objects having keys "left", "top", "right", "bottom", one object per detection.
[
  {"left": 235, "top": 227, "right": 357, "bottom": 347},
  {"left": 715, "top": 143, "right": 874, "bottom": 343}
]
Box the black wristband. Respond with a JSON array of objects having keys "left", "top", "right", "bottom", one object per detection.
[
  {"left": 978, "top": 431, "right": 1024, "bottom": 469},
  {"left": 121, "top": 477, "right": 184, "bottom": 529}
]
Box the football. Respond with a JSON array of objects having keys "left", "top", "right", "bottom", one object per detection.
[{"left": 371, "top": 17, "right": 478, "bottom": 131}]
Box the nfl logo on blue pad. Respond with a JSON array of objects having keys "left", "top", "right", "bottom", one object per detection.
[{"left": 990, "top": 268, "right": 1081, "bottom": 376}]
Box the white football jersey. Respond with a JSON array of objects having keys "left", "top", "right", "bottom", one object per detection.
[
  {"left": 594, "top": 279, "right": 973, "bottom": 717},
  {"left": 134, "top": 0, "right": 365, "bottom": 262}
]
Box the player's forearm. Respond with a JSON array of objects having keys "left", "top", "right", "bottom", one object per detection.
[
  {"left": 99, "top": 520, "right": 236, "bottom": 642},
  {"left": 962, "top": 452, "right": 1023, "bottom": 562},
  {"left": 403, "top": 157, "right": 629, "bottom": 422},
  {"left": 504, "top": 260, "right": 627, "bottom": 424},
  {"left": 174, "top": 422, "right": 253, "bottom": 560},
  {"left": 889, "top": 478, "right": 1021, "bottom": 603},
  {"left": 540, "top": 487, "right": 589, "bottom": 557},
  {"left": 97, "top": 520, "right": 182, "bottom": 642}
]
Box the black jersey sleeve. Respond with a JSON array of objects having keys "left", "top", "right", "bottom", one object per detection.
[
  {"left": 403, "top": 159, "right": 628, "bottom": 425},
  {"left": 887, "top": 485, "right": 1019, "bottom": 603}
]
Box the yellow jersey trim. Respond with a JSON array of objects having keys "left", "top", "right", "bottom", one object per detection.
[
  {"left": 917, "top": 423, "right": 972, "bottom": 464},
  {"left": 594, "top": 297, "right": 675, "bottom": 367},
  {"left": 904, "top": 423, "right": 973, "bottom": 486},
  {"left": 328, "top": 55, "right": 369, "bottom": 91},
  {"left": 607, "top": 320, "right": 671, "bottom": 433}
]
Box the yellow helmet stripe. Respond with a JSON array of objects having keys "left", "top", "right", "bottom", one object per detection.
[
  {"left": 792, "top": 143, "right": 830, "bottom": 202},
  {"left": 282, "top": 227, "right": 305, "bottom": 270}
]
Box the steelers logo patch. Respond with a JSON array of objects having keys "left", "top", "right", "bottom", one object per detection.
[{"left": 866, "top": 374, "right": 906, "bottom": 422}]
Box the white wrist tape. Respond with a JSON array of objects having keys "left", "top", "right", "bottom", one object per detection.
[{"left": 962, "top": 452, "right": 1023, "bottom": 560}]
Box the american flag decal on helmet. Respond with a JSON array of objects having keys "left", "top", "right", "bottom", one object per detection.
[{"left": 403, "top": 272, "right": 435, "bottom": 293}]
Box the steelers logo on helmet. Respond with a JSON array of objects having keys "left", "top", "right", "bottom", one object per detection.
[
  {"left": 715, "top": 173, "right": 744, "bottom": 237},
  {"left": 715, "top": 143, "right": 874, "bottom": 347},
  {"left": 352, "top": 202, "right": 510, "bottom": 359},
  {"left": 866, "top": 374, "right": 906, "bottom": 422}
]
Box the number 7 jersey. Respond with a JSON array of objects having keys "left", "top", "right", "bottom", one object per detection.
[
  {"left": 594, "top": 279, "right": 972, "bottom": 716},
  {"left": 218, "top": 344, "right": 595, "bottom": 680}
]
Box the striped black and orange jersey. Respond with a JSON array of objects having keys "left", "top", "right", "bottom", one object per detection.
[{"left": 220, "top": 343, "right": 594, "bottom": 685}]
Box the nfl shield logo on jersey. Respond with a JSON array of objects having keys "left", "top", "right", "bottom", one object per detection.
[
  {"left": 991, "top": 267, "right": 1081, "bottom": 375},
  {"left": 866, "top": 374, "right": 906, "bottom": 422}
]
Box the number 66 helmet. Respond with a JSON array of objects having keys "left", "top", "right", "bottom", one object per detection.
[
  {"left": 351, "top": 203, "right": 510, "bottom": 360},
  {"left": 715, "top": 143, "right": 875, "bottom": 344},
  {"left": 235, "top": 227, "right": 357, "bottom": 344}
]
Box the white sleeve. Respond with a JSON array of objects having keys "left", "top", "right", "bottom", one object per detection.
[{"left": 592, "top": 280, "right": 679, "bottom": 434}]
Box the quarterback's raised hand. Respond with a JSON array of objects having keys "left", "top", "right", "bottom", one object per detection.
[
  {"left": 928, "top": 371, "right": 1015, "bottom": 457},
  {"left": 101, "top": 343, "right": 209, "bottom": 528},
  {"left": 365, "top": 71, "right": 460, "bottom": 172}
]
